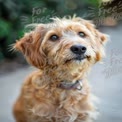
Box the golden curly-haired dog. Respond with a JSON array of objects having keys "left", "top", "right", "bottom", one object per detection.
[{"left": 13, "top": 16, "right": 107, "bottom": 122}]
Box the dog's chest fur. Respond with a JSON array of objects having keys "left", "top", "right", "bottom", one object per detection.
[{"left": 21, "top": 73, "right": 98, "bottom": 122}]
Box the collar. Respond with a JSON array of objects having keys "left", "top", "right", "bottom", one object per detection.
[{"left": 58, "top": 80, "right": 83, "bottom": 90}]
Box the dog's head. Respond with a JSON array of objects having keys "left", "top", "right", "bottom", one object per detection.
[{"left": 15, "top": 17, "right": 107, "bottom": 72}]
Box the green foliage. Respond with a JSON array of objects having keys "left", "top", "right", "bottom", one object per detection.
[
  {"left": 0, "top": 19, "right": 11, "bottom": 38},
  {"left": 0, "top": 0, "right": 98, "bottom": 61}
]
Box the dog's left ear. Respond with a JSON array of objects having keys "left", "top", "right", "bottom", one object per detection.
[
  {"left": 14, "top": 25, "right": 46, "bottom": 69},
  {"left": 95, "top": 30, "right": 108, "bottom": 45}
]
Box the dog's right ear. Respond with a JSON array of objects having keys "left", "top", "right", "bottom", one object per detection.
[
  {"left": 15, "top": 32, "right": 33, "bottom": 54},
  {"left": 14, "top": 26, "right": 46, "bottom": 69}
]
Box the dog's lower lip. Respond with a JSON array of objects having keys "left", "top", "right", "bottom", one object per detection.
[
  {"left": 65, "top": 55, "right": 87, "bottom": 63},
  {"left": 74, "top": 56, "right": 85, "bottom": 60}
]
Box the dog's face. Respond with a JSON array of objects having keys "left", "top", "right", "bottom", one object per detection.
[{"left": 15, "top": 17, "right": 107, "bottom": 72}]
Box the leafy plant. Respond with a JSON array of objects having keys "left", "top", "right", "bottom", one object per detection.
[{"left": 0, "top": 0, "right": 98, "bottom": 61}]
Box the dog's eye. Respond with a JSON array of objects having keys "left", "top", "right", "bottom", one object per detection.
[
  {"left": 50, "top": 35, "right": 59, "bottom": 41},
  {"left": 78, "top": 32, "right": 86, "bottom": 38}
]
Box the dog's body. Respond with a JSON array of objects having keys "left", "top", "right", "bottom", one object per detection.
[{"left": 13, "top": 17, "right": 107, "bottom": 122}]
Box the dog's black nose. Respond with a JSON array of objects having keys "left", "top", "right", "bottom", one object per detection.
[{"left": 70, "top": 45, "right": 86, "bottom": 55}]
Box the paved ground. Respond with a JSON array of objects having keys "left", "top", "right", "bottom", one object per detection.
[{"left": 0, "top": 24, "right": 122, "bottom": 122}]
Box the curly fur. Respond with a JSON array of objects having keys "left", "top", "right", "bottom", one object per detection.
[{"left": 13, "top": 16, "right": 107, "bottom": 122}]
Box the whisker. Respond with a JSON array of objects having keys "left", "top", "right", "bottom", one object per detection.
[{"left": 8, "top": 43, "right": 17, "bottom": 53}]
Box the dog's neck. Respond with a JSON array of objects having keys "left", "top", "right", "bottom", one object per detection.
[{"left": 40, "top": 65, "right": 87, "bottom": 88}]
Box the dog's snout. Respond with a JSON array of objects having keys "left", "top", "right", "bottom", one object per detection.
[{"left": 70, "top": 45, "right": 86, "bottom": 55}]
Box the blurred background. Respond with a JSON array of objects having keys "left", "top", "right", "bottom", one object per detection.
[{"left": 0, "top": 0, "right": 122, "bottom": 122}]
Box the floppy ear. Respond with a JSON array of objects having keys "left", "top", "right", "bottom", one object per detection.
[
  {"left": 95, "top": 30, "right": 108, "bottom": 45},
  {"left": 14, "top": 27, "right": 46, "bottom": 69}
]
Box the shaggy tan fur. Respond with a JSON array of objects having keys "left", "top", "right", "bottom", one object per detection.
[{"left": 13, "top": 16, "right": 107, "bottom": 122}]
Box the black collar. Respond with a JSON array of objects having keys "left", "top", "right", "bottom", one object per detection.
[{"left": 58, "top": 80, "right": 83, "bottom": 90}]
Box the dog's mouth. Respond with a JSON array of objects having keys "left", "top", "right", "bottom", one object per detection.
[{"left": 65, "top": 55, "right": 90, "bottom": 63}]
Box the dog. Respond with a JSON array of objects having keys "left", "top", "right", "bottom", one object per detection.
[{"left": 13, "top": 16, "right": 107, "bottom": 122}]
